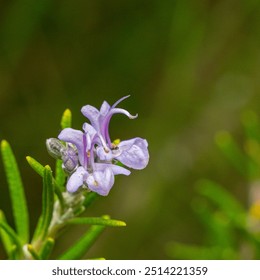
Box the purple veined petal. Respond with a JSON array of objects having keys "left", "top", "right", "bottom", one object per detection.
[
  {"left": 96, "top": 146, "right": 114, "bottom": 161},
  {"left": 58, "top": 128, "right": 86, "bottom": 166},
  {"left": 86, "top": 167, "right": 115, "bottom": 196},
  {"left": 82, "top": 122, "right": 97, "bottom": 138},
  {"left": 100, "top": 100, "right": 111, "bottom": 116},
  {"left": 66, "top": 166, "right": 88, "bottom": 193},
  {"left": 95, "top": 163, "right": 131, "bottom": 176},
  {"left": 116, "top": 137, "right": 149, "bottom": 170},
  {"left": 81, "top": 105, "right": 100, "bottom": 130}
]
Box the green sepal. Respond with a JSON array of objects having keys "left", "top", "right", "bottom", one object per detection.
[
  {"left": 0, "top": 210, "right": 14, "bottom": 257},
  {"left": 59, "top": 215, "right": 110, "bottom": 260},
  {"left": 39, "top": 237, "right": 55, "bottom": 260},
  {"left": 33, "top": 165, "right": 54, "bottom": 241},
  {"left": 1, "top": 140, "right": 29, "bottom": 243},
  {"left": 67, "top": 217, "right": 126, "bottom": 227},
  {"left": 27, "top": 244, "right": 41, "bottom": 260}
]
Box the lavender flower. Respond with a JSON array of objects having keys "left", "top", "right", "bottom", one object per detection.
[
  {"left": 47, "top": 96, "right": 149, "bottom": 196},
  {"left": 81, "top": 96, "right": 149, "bottom": 170},
  {"left": 58, "top": 126, "right": 130, "bottom": 195}
]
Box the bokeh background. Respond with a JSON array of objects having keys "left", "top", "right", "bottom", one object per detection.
[{"left": 1, "top": 0, "right": 260, "bottom": 259}]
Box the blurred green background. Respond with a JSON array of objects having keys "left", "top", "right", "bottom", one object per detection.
[{"left": 1, "top": 0, "right": 260, "bottom": 259}]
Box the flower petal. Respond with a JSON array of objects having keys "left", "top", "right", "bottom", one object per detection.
[
  {"left": 81, "top": 105, "right": 100, "bottom": 130},
  {"left": 100, "top": 101, "right": 110, "bottom": 116},
  {"left": 95, "top": 162, "right": 131, "bottom": 176},
  {"left": 117, "top": 138, "right": 149, "bottom": 169},
  {"left": 82, "top": 122, "right": 97, "bottom": 137},
  {"left": 66, "top": 166, "right": 88, "bottom": 193},
  {"left": 58, "top": 128, "right": 86, "bottom": 166},
  {"left": 86, "top": 167, "right": 114, "bottom": 196}
]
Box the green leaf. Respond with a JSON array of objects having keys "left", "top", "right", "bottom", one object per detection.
[
  {"left": 241, "top": 110, "right": 260, "bottom": 142},
  {"left": 55, "top": 159, "right": 66, "bottom": 189},
  {"left": 55, "top": 109, "right": 72, "bottom": 189},
  {"left": 33, "top": 165, "right": 54, "bottom": 240},
  {"left": 59, "top": 215, "right": 110, "bottom": 260},
  {"left": 67, "top": 217, "right": 126, "bottom": 227},
  {"left": 61, "top": 108, "right": 72, "bottom": 129},
  {"left": 196, "top": 179, "right": 246, "bottom": 228},
  {"left": 215, "top": 131, "right": 249, "bottom": 178},
  {"left": 26, "top": 156, "right": 45, "bottom": 177},
  {"left": 1, "top": 140, "right": 29, "bottom": 243},
  {"left": 83, "top": 192, "right": 99, "bottom": 208},
  {"left": 39, "top": 237, "right": 55, "bottom": 260},
  {"left": 26, "top": 156, "right": 65, "bottom": 211},
  {"left": 166, "top": 242, "right": 238, "bottom": 260},
  {"left": 0, "top": 210, "right": 14, "bottom": 257},
  {"left": 27, "top": 244, "right": 41, "bottom": 260},
  {"left": 0, "top": 220, "right": 22, "bottom": 250}
]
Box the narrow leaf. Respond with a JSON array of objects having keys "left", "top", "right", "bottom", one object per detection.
[
  {"left": 215, "top": 131, "right": 249, "bottom": 177},
  {"left": 26, "top": 156, "right": 44, "bottom": 177},
  {"left": 196, "top": 179, "right": 246, "bottom": 228},
  {"left": 67, "top": 217, "right": 126, "bottom": 227},
  {"left": 241, "top": 110, "right": 260, "bottom": 142},
  {"left": 26, "top": 156, "right": 65, "bottom": 211},
  {"left": 41, "top": 165, "right": 54, "bottom": 238},
  {"left": 27, "top": 244, "right": 41, "bottom": 260},
  {"left": 55, "top": 109, "right": 72, "bottom": 188},
  {"left": 39, "top": 237, "right": 55, "bottom": 260},
  {"left": 166, "top": 242, "right": 237, "bottom": 260},
  {"left": 59, "top": 215, "right": 110, "bottom": 260},
  {"left": 1, "top": 140, "right": 29, "bottom": 243},
  {"left": 55, "top": 159, "right": 66, "bottom": 188},
  {"left": 61, "top": 108, "right": 72, "bottom": 129},
  {"left": 0, "top": 220, "right": 22, "bottom": 249},
  {"left": 33, "top": 165, "right": 54, "bottom": 240},
  {"left": 0, "top": 210, "right": 14, "bottom": 257},
  {"left": 83, "top": 192, "right": 99, "bottom": 208}
]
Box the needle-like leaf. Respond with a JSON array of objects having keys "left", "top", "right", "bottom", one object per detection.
[
  {"left": 59, "top": 215, "right": 110, "bottom": 260},
  {"left": 26, "top": 156, "right": 65, "bottom": 210},
  {"left": 1, "top": 140, "right": 29, "bottom": 243},
  {"left": 39, "top": 237, "right": 55, "bottom": 260},
  {"left": 0, "top": 220, "right": 22, "bottom": 250},
  {"left": 33, "top": 165, "right": 54, "bottom": 241},
  {"left": 27, "top": 244, "right": 41, "bottom": 260},
  {"left": 55, "top": 109, "right": 72, "bottom": 188},
  {"left": 67, "top": 217, "right": 126, "bottom": 227},
  {"left": 0, "top": 210, "right": 14, "bottom": 257}
]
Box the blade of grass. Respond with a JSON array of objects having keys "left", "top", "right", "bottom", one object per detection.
[
  {"left": 59, "top": 215, "right": 110, "bottom": 260},
  {"left": 1, "top": 140, "right": 29, "bottom": 243},
  {"left": 67, "top": 217, "right": 126, "bottom": 227}
]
